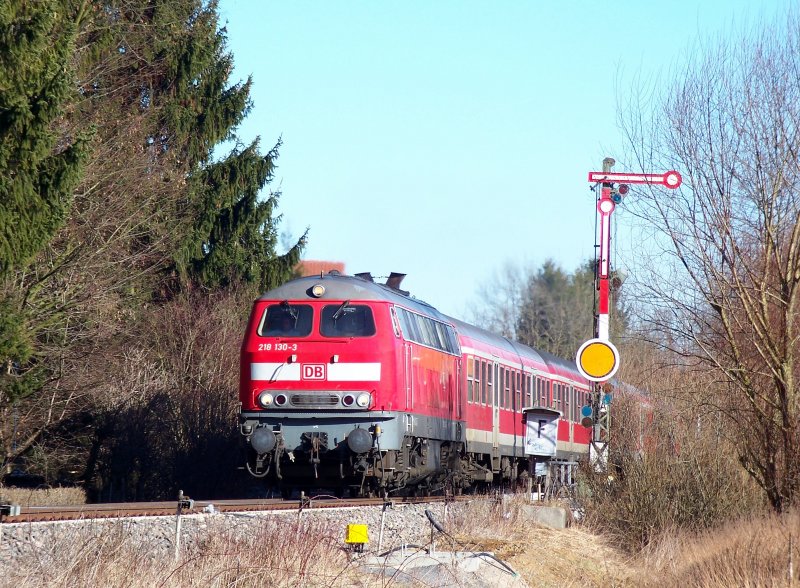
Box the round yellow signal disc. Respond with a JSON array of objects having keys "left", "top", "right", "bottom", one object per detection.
[{"left": 576, "top": 339, "right": 620, "bottom": 382}]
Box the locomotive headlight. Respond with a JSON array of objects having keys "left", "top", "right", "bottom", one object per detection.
[
  {"left": 257, "top": 391, "right": 274, "bottom": 408},
  {"left": 342, "top": 394, "right": 355, "bottom": 407},
  {"left": 356, "top": 393, "right": 371, "bottom": 408},
  {"left": 311, "top": 284, "right": 326, "bottom": 297}
]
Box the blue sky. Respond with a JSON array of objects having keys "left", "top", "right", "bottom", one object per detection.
[{"left": 218, "top": 1, "right": 792, "bottom": 319}]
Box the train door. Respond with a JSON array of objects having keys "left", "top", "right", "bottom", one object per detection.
[
  {"left": 492, "top": 362, "right": 500, "bottom": 465},
  {"left": 404, "top": 342, "right": 413, "bottom": 410},
  {"left": 455, "top": 357, "right": 462, "bottom": 420}
]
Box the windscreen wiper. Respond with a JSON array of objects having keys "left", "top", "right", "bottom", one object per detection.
[
  {"left": 332, "top": 300, "right": 350, "bottom": 321},
  {"left": 281, "top": 299, "right": 298, "bottom": 319}
]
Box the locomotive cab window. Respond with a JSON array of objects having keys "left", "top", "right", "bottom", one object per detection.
[
  {"left": 321, "top": 304, "right": 376, "bottom": 337},
  {"left": 259, "top": 303, "right": 313, "bottom": 337}
]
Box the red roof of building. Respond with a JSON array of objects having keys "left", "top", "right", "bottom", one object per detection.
[{"left": 297, "top": 260, "right": 346, "bottom": 277}]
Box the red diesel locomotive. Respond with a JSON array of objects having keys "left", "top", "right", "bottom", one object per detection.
[{"left": 239, "top": 272, "right": 592, "bottom": 497}]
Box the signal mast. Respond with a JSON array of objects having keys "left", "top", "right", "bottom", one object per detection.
[{"left": 576, "top": 158, "right": 682, "bottom": 467}]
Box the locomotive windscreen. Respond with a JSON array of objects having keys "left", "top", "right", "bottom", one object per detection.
[
  {"left": 258, "top": 304, "right": 313, "bottom": 337},
  {"left": 320, "top": 304, "right": 376, "bottom": 337}
]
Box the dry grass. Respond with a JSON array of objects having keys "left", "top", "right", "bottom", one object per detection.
[
  {"left": 4, "top": 516, "right": 377, "bottom": 588},
  {"left": 445, "top": 493, "right": 637, "bottom": 587},
  {"left": 633, "top": 510, "right": 800, "bottom": 587},
  {"left": 0, "top": 485, "right": 87, "bottom": 506},
  {"left": 18, "top": 495, "right": 800, "bottom": 586}
]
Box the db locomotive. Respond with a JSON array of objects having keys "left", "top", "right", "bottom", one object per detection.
[{"left": 239, "top": 272, "right": 593, "bottom": 497}]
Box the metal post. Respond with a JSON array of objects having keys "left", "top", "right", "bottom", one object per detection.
[
  {"left": 174, "top": 490, "right": 193, "bottom": 561},
  {"left": 378, "top": 500, "right": 391, "bottom": 552}
]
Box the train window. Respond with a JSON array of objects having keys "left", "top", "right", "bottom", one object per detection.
[
  {"left": 434, "top": 322, "right": 448, "bottom": 351},
  {"left": 503, "top": 368, "right": 514, "bottom": 408},
  {"left": 485, "top": 362, "right": 492, "bottom": 405},
  {"left": 320, "top": 304, "right": 376, "bottom": 337},
  {"left": 498, "top": 369, "right": 504, "bottom": 408},
  {"left": 573, "top": 388, "right": 579, "bottom": 421},
  {"left": 389, "top": 307, "right": 401, "bottom": 337},
  {"left": 565, "top": 386, "right": 571, "bottom": 421},
  {"left": 396, "top": 308, "right": 460, "bottom": 355},
  {"left": 476, "top": 360, "right": 481, "bottom": 404},
  {"left": 525, "top": 375, "right": 532, "bottom": 407},
  {"left": 515, "top": 372, "right": 521, "bottom": 410},
  {"left": 481, "top": 360, "right": 487, "bottom": 404},
  {"left": 467, "top": 358, "right": 474, "bottom": 403},
  {"left": 258, "top": 304, "right": 313, "bottom": 337},
  {"left": 446, "top": 326, "right": 461, "bottom": 354}
]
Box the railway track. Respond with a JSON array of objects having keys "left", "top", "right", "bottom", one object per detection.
[{"left": 0, "top": 494, "right": 465, "bottom": 524}]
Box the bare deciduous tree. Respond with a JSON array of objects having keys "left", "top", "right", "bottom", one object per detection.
[{"left": 621, "top": 14, "right": 800, "bottom": 511}]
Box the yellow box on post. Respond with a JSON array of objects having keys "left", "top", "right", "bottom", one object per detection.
[{"left": 345, "top": 524, "right": 369, "bottom": 552}]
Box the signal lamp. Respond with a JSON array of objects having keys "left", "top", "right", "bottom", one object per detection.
[
  {"left": 580, "top": 416, "right": 594, "bottom": 428},
  {"left": 356, "top": 393, "right": 371, "bottom": 408},
  {"left": 342, "top": 394, "right": 355, "bottom": 407},
  {"left": 257, "top": 391, "right": 274, "bottom": 408},
  {"left": 311, "top": 284, "right": 326, "bottom": 297},
  {"left": 617, "top": 183, "right": 630, "bottom": 195},
  {"left": 274, "top": 394, "right": 288, "bottom": 407}
]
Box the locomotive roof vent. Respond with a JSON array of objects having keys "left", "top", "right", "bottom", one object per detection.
[
  {"left": 385, "top": 272, "right": 408, "bottom": 295},
  {"left": 355, "top": 272, "right": 374, "bottom": 282}
]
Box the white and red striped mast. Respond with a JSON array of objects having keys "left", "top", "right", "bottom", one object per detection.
[
  {"left": 578, "top": 158, "right": 682, "bottom": 466},
  {"left": 589, "top": 160, "right": 682, "bottom": 343}
]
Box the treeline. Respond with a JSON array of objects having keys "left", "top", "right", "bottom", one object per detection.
[{"left": 1, "top": 0, "right": 305, "bottom": 499}]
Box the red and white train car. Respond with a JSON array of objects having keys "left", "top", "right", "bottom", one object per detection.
[{"left": 239, "top": 272, "right": 592, "bottom": 496}]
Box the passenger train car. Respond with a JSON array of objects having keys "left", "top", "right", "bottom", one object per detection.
[{"left": 239, "top": 272, "right": 593, "bottom": 497}]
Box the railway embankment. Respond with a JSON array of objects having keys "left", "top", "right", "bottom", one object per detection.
[{"left": 0, "top": 496, "right": 634, "bottom": 587}]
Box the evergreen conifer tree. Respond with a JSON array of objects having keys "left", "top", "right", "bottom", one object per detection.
[{"left": 0, "top": 1, "right": 88, "bottom": 402}]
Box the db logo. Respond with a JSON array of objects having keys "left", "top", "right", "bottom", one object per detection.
[{"left": 302, "top": 364, "right": 326, "bottom": 380}]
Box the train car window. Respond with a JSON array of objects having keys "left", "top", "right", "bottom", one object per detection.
[
  {"left": 258, "top": 304, "right": 313, "bottom": 337},
  {"left": 505, "top": 368, "right": 511, "bottom": 409},
  {"left": 433, "top": 322, "right": 448, "bottom": 351},
  {"left": 448, "top": 327, "right": 461, "bottom": 354},
  {"left": 389, "top": 307, "right": 402, "bottom": 337},
  {"left": 565, "top": 385, "right": 571, "bottom": 422},
  {"left": 401, "top": 310, "right": 420, "bottom": 342},
  {"left": 481, "top": 360, "right": 487, "bottom": 404},
  {"left": 525, "top": 375, "right": 532, "bottom": 407},
  {"left": 472, "top": 357, "right": 481, "bottom": 403},
  {"left": 515, "top": 372, "right": 522, "bottom": 410},
  {"left": 485, "top": 362, "right": 492, "bottom": 405},
  {"left": 573, "top": 388, "right": 579, "bottom": 421},
  {"left": 395, "top": 308, "right": 460, "bottom": 356},
  {"left": 320, "top": 304, "right": 376, "bottom": 337},
  {"left": 419, "top": 318, "right": 436, "bottom": 348},
  {"left": 467, "top": 357, "right": 474, "bottom": 403}
]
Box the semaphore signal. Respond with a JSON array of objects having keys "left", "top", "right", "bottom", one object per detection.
[{"left": 578, "top": 158, "right": 683, "bottom": 467}]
